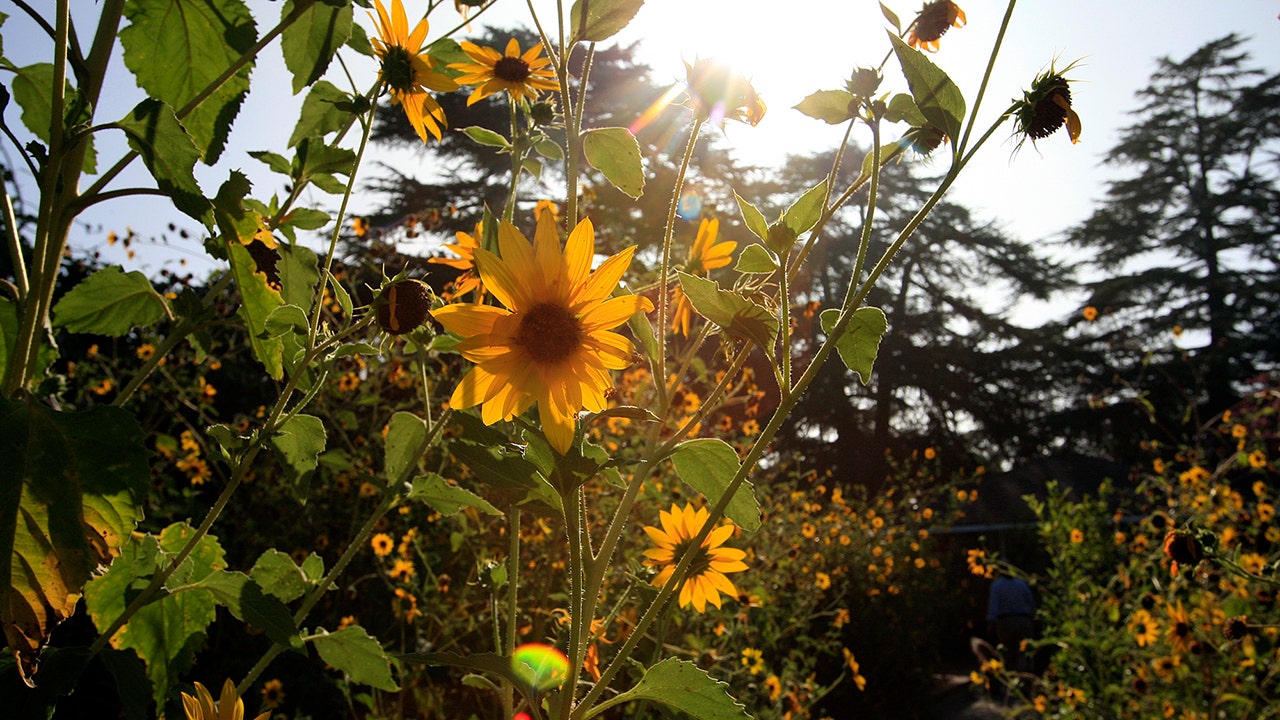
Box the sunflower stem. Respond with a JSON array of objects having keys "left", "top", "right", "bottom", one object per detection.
[
  {"left": 501, "top": 504, "right": 521, "bottom": 719},
  {"left": 504, "top": 100, "right": 522, "bottom": 222},
  {"left": 655, "top": 119, "right": 703, "bottom": 411},
  {"left": 846, "top": 120, "right": 882, "bottom": 308},
  {"left": 955, "top": 0, "right": 1018, "bottom": 161},
  {"left": 560, "top": 483, "right": 588, "bottom": 720}
]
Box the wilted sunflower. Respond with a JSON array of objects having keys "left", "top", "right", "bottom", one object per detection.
[
  {"left": 643, "top": 503, "right": 749, "bottom": 612},
  {"left": 369, "top": 0, "right": 459, "bottom": 142},
  {"left": 671, "top": 218, "right": 736, "bottom": 336},
  {"left": 684, "top": 58, "right": 766, "bottom": 126},
  {"left": 1013, "top": 64, "right": 1082, "bottom": 146},
  {"left": 433, "top": 213, "right": 652, "bottom": 453},
  {"left": 182, "top": 680, "right": 269, "bottom": 720},
  {"left": 451, "top": 38, "right": 559, "bottom": 105},
  {"left": 907, "top": 1, "right": 966, "bottom": 53}
]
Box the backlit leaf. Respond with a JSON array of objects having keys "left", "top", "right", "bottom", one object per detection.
[
  {"left": 289, "top": 81, "right": 352, "bottom": 147},
  {"left": 794, "top": 90, "right": 855, "bottom": 125},
  {"left": 271, "top": 414, "right": 327, "bottom": 501},
  {"left": 281, "top": 0, "right": 352, "bottom": 94},
  {"left": 1, "top": 398, "right": 148, "bottom": 682},
  {"left": 116, "top": 99, "right": 208, "bottom": 222},
  {"left": 250, "top": 549, "right": 310, "bottom": 603},
  {"left": 311, "top": 626, "right": 399, "bottom": 691},
  {"left": 9, "top": 63, "right": 96, "bottom": 173},
  {"left": 385, "top": 412, "right": 426, "bottom": 483},
  {"left": 583, "top": 127, "right": 644, "bottom": 199},
  {"left": 820, "top": 307, "right": 888, "bottom": 385},
  {"left": 734, "top": 245, "right": 778, "bottom": 274},
  {"left": 605, "top": 658, "right": 750, "bottom": 720},
  {"left": 889, "top": 33, "right": 965, "bottom": 143},
  {"left": 570, "top": 0, "right": 645, "bottom": 43},
  {"left": 676, "top": 272, "right": 778, "bottom": 350},
  {"left": 669, "top": 439, "right": 760, "bottom": 532},
  {"left": 409, "top": 474, "right": 501, "bottom": 516},
  {"left": 120, "top": 0, "right": 257, "bottom": 163},
  {"left": 51, "top": 266, "right": 170, "bottom": 336},
  {"left": 734, "top": 192, "right": 769, "bottom": 241},
  {"left": 782, "top": 181, "right": 827, "bottom": 236}
]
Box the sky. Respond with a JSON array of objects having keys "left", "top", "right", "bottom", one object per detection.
[{"left": 3, "top": 0, "right": 1279, "bottom": 321}]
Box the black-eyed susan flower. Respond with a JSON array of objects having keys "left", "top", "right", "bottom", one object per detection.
[
  {"left": 369, "top": 0, "right": 459, "bottom": 142},
  {"left": 1013, "top": 64, "right": 1082, "bottom": 146},
  {"left": 260, "top": 679, "right": 285, "bottom": 710},
  {"left": 684, "top": 58, "right": 766, "bottom": 127},
  {"left": 371, "top": 532, "right": 394, "bottom": 556},
  {"left": 451, "top": 38, "right": 559, "bottom": 105},
  {"left": 907, "top": 1, "right": 966, "bottom": 53},
  {"left": 1165, "top": 600, "right": 1194, "bottom": 654},
  {"left": 1131, "top": 609, "right": 1159, "bottom": 647},
  {"left": 642, "top": 503, "right": 749, "bottom": 612},
  {"left": 182, "top": 680, "right": 269, "bottom": 720},
  {"left": 764, "top": 675, "right": 782, "bottom": 701},
  {"left": 671, "top": 218, "right": 736, "bottom": 336},
  {"left": 1082, "top": 305, "right": 1098, "bottom": 321},
  {"left": 741, "top": 647, "right": 765, "bottom": 675},
  {"left": 433, "top": 213, "right": 653, "bottom": 454}
]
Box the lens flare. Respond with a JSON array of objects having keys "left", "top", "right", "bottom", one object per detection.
[
  {"left": 512, "top": 643, "right": 569, "bottom": 692},
  {"left": 676, "top": 190, "right": 703, "bottom": 221}
]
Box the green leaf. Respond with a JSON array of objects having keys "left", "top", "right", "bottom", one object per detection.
[
  {"left": 116, "top": 99, "right": 209, "bottom": 222},
  {"left": 250, "top": 150, "right": 292, "bottom": 176},
  {"left": 782, "top": 181, "right": 827, "bottom": 236},
  {"left": 888, "top": 33, "right": 965, "bottom": 143},
  {"left": 121, "top": 0, "right": 257, "bottom": 163},
  {"left": 281, "top": 0, "right": 352, "bottom": 94},
  {"left": 669, "top": 439, "right": 760, "bottom": 532},
  {"left": 601, "top": 658, "right": 749, "bottom": 720},
  {"left": 277, "top": 243, "right": 320, "bottom": 312},
  {"left": 9, "top": 63, "right": 96, "bottom": 173},
  {"left": 311, "top": 627, "right": 399, "bottom": 691},
  {"left": 794, "top": 90, "right": 855, "bottom": 125},
  {"left": 819, "top": 307, "right": 888, "bottom": 385},
  {"left": 403, "top": 651, "right": 534, "bottom": 707},
  {"left": 534, "top": 138, "right": 564, "bottom": 160},
  {"left": 194, "top": 571, "right": 301, "bottom": 649},
  {"left": 294, "top": 137, "right": 356, "bottom": 183},
  {"left": 675, "top": 272, "right": 778, "bottom": 350},
  {"left": 733, "top": 191, "right": 769, "bottom": 241},
  {"left": 462, "top": 126, "right": 510, "bottom": 149},
  {"left": 250, "top": 549, "right": 310, "bottom": 603},
  {"left": 226, "top": 239, "right": 287, "bottom": 379},
  {"left": 271, "top": 414, "right": 327, "bottom": 501},
  {"left": 880, "top": 1, "right": 902, "bottom": 32},
  {"left": 884, "top": 93, "right": 927, "bottom": 125},
  {"left": 450, "top": 424, "right": 561, "bottom": 517},
  {"left": 289, "top": 81, "right": 351, "bottom": 147},
  {"left": 409, "top": 473, "right": 501, "bottom": 516},
  {"left": 569, "top": 0, "right": 645, "bottom": 43},
  {"left": 582, "top": 127, "right": 645, "bottom": 199},
  {"left": 84, "top": 524, "right": 226, "bottom": 711},
  {"left": 1, "top": 398, "right": 149, "bottom": 680},
  {"left": 51, "top": 266, "right": 169, "bottom": 336},
  {"left": 385, "top": 412, "right": 426, "bottom": 483},
  {"left": 263, "top": 304, "right": 310, "bottom": 338},
  {"left": 734, "top": 244, "right": 778, "bottom": 274}
]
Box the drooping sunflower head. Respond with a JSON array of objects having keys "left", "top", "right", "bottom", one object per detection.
[
  {"left": 907, "top": 1, "right": 966, "bottom": 53},
  {"left": 683, "top": 58, "right": 766, "bottom": 127},
  {"left": 433, "top": 213, "right": 652, "bottom": 453},
  {"left": 642, "top": 503, "right": 749, "bottom": 612},
  {"left": 451, "top": 38, "right": 560, "bottom": 105},
  {"left": 1013, "top": 63, "right": 1083, "bottom": 147}
]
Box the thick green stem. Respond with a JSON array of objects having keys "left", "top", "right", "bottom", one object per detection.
[
  {"left": 1, "top": 185, "right": 29, "bottom": 301},
  {"left": 955, "top": 0, "right": 1018, "bottom": 160},
  {"left": 501, "top": 505, "right": 522, "bottom": 719}
]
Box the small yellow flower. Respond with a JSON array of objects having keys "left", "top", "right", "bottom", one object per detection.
[
  {"left": 136, "top": 343, "right": 156, "bottom": 361},
  {"left": 451, "top": 38, "right": 559, "bottom": 105},
  {"left": 741, "top": 647, "right": 765, "bottom": 675},
  {"left": 371, "top": 533, "right": 394, "bottom": 556},
  {"left": 182, "top": 679, "right": 269, "bottom": 720},
  {"left": 1070, "top": 528, "right": 1084, "bottom": 544},
  {"left": 923, "top": 447, "right": 937, "bottom": 460},
  {"left": 764, "top": 674, "right": 782, "bottom": 701},
  {"left": 260, "top": 679, "right": 285, "bottom": 710},
  {"left": 642, "top": 503, "right": 749, "bottom": 612},
  {"left": 1131, "top": 609, "right": 1159, "bottom": 647},
  {"left": 1248, "top": 450, "right": 1268, "bottom": 469},
  {"left": 1082, "top": 305, "right": 1098, "bottom": 321},
  {"left": 815, "top": 571, "right": 832, "bottom": 590},
  {"left": 842, "top": 648, "right": 867, "bottom": 691},
  {"left": 389, "top": 558, "right": 416, "bottom": 581}
]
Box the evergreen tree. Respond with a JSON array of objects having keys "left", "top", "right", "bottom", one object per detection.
[{"left": 1065, "top": 35, "right": 1280, "bottom": 420}]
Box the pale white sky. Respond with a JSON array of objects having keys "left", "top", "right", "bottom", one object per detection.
[{"left": 3, "top": 0, "right": 1278, "bottom": 320}]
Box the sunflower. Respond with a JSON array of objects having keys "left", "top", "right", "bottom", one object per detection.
[
  {"left": 260, "top": 679, "right": 285, "bottom": 710},
  {"left": 671, "top": 218, "right": 736, "bottom": 336},
  {"left": 369, "top": 0, "right": 459, "bottom": 142},
  {"left": 1130, "top": 609, "right": 1160, "bottom": 647},
  {"left": 182, "top": 680, "right": 269, "bottom": 720},
  {"left": 1165, "top": 600, "right": 1194, "bottom": 654},
  {"left": 433, "top": 213, "right": 652, "bottom": 453},
  {"left": 907, "top": 1, "right": 966, "bottom": 53},
  {"left": 430, "top": 222, "right": 486, "bottom": 301},
  {"left": 451, "top": 38, "right": 559, "bottom": 105},
  {"left": 642, "top": 503, "right": 749, "bottom": 612},
  {"left": 1013, "top": 64, "right": 1082, "bottom": 147},
  {"left": 684, "top": 58, "right": 766, "bottom": 127}
]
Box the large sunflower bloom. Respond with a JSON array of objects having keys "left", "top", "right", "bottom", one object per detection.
[
  {"left": 643, "top": 503, "right": 749, "bottom": 612},
  {"left": 433, "top": 213, "right": 653, "bottom": 453},
  {"left": 672, "top": 218, "right": 736, "bottom": 336},
  {"left": 907, "top": 1, "right": 966, "bottom": 53},
  {"left": 451, "top": 38, "right": 560, "bottom": 105},
  {"left": 369, "top": 0, "right": 459, "bottom": 142},
  {"left": 182, "top": 679, "right": 269, "bottom": 720}
]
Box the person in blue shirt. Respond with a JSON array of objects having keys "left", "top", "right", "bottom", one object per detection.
[{"left": 986, "top": 570, "right": 1035, "bottom": 673}]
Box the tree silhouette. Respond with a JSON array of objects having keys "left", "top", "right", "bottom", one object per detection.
[{"left": 1065, "top": 35, "right": 1280, "bottom": 421}]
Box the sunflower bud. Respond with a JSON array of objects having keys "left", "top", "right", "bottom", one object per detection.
[
  {"left": 1222, "top": 616, "right": 1250, "bottom": 641},
  {"left": 529, "top": 100, "right": 556, "bottom": 126},
  {"left": 377, "top": 279, "right": 433, "bottom": 335},
  {"left": 846, "top": 68, "right": 882, "bottom": 100},
  {"left": 766, "top": 222, "right": 796, "bottom": 255}
]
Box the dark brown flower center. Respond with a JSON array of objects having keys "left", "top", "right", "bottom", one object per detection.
[
  {"left": 382, "top": 46, "right": 416, "bottom": 93},
  {"left": 915, "top": 1, "right": 959, "bottom": 42},
  {"left": 494, "top": 56, "right": 532, "bottom": 83},
  {"left": 515, "top": 303, "right": 582, "bottom": 363},
  {"left": 1028, "top": 78, "right": 1072, "bottom": 139},
  {"left": 671, "top": 538, "right": 713, "bottom": 577}
]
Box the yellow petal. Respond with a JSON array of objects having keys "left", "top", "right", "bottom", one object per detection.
[
  {"left": 474, "top": 247, "right": 526, "bottom": 310},
  {"left": 564, "top": 218, "right": 594, "bottom": 287},
  {"left": 573, "top": 246, "right": 636, "bottom": 308},
  {"left": 433, "top": 302, "right": 506, "bottom": 337}
]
